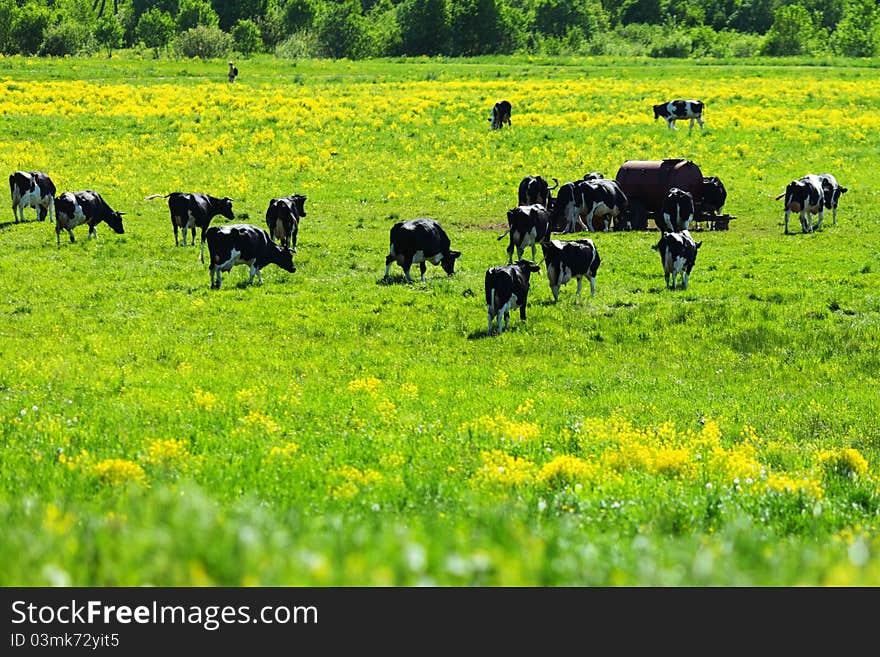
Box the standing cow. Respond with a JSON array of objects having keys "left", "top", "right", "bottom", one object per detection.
[
  {"left": 660, "top": 187, "right": 695, "bottom": 232},
  {"left": 489, "top": 100, "right": 511, "bottom": 130},
  {"left": 517, "top": 175, "right": 558, "bottom": 207},
  {"left": 206, "top": 224, "right": 295, "bottom": 289},
  {"left": 817, "top": 173, "right": 847, "bottom": 226},
  {"left": 653, "top": 230, "right": 702, "bottom": 290},
  {"left": 53, "top": 190, "right": 125, "bottom": 246},
  {"left": 384, "top": 218, "right": 461, "bottom": 283},
  {"left": 145, "top": 191, "right": 235, "bottom": 262},
  {"left": 776, "top": 175, "right": 825, "bottom": 234},
  {"left": 540, "top": 238, "right": 601, "bottom": 303},
  {"left": 266, "top": 194, "right": 307, "bottom": 251},
  {"left": 549, "top": 178, "right": 627, "bottom": 233},
  {"left": 653, "top": 100, "right": 705, "bottom": 131},
  {"left": 498, "top": 204, "right": 551, "bottom": 264},
  {"left": 9, "top": 170, "right": 56, "bottom": 223},
  {"left": 485, "top": 260, "right": 541, "bottom": 335}
]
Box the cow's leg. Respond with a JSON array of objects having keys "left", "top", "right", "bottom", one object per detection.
[
  {"left": 689, "top": 118, "right": 695, "bottom": 132},
  {"left": 55, "top": 224, "right": 62, "bottom": 246},
  {"left": 68, "top": 228, "right": 75, "bottom": 243},
  {"left": 506, "top": 240, "right": 515, "bottom": 264},
  {"left": 199, "top": 228, "right": 208, "bottom": 263},
  {"left": 784, "top": 209, "right": 790, "bottom": 235},
  {"left": 814, "top": 208, "right": 825, "bottom": 231},
  {"left": 667, "top": 118, "right": 676, "bottom": 130},
  {"left": 384, "top": 254, "right": 395, "bottom": 281},
  {"left": 88, "top": 225, "right": 97, "bottom": 240},
  {"left": 519, "top": 299, "right": 527, "bottom": 322},
  {"left": 173, "top": 222, "right": 180, "bottom": 246},
  {"left": 697, "top": 116, "right": 705, "bottom": 130},
  {"left": 575, "top": 277, "right": 583, "bottom": 304},
  {"left": 682, "top": 271, "right": 690, "bottom": 290},
  {"left": 801, "top": 212, "right": 810, "bottom": 233},
  {"left": 531, "top": 243, "right": 537, "bottom": 262},
  {"left": 402, "top": 255, "right": 414, "bottom": 283},
  {"left": 503, "top": 310, "right": 509, "bottom": 332},
  {"left": 419, "top": 261, "right": 427, "bottom": 282},
  {"left": 584, "top": 210, "right": 596, "bottom": 233},
  {"left": 589, "top": 275, "right": 596, "bottom": 298}
]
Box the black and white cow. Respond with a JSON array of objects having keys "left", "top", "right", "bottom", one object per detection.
[
  {"left": 817, "top": 173, "right": 847, "bottom": 226},
  {"left": 384, "top": 218, "right": 461, "bottom": 283},
  {"left": 517, "top": 175, "right": 558, "bottom": 207},
  {"left": 550, "top": 178, "right": 628, "bottom": 233},
  {"left": 265, "top": 194, "right": 307, "bottom": 251},
  {"left": 653, "top": 100, "right": 705, "bottom": 131},
  {"left": 652, "top": 230, "right": 702, "bottom": 290},
  {"left": 775, "top": 175, "right": 825, "bottom": 234},
  {"left": 206, "top": 223, "right": 295, "bottom": 289},
  {"left": 498, "top": 204, "right": 551, "bottom": 264},
  {"left": 489, "top": 100, "right": 511, "bottom": 130},
  {"left": 701, "top": 176, "right": 727, "bottom": 215},
  {"left": 9, "top": 170, "right": 56, "bottom": 223},
  {"left": 659, "top": 187, "right": 695, "bottom": 232},
  {"left": 145, "top": 191, "right": 235, "bottom": 262},
  {"left": 539, "top": 237, "right": 601, "bottom": 303},
  {"left": 485, "top": 260, "right": 541, "bottom": 335},
  {"left": 53, "top": 190, "right": 125, "bottom": 246}
]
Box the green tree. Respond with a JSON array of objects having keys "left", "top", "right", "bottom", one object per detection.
[
  {"left": 233, "top": 18, "right": 263, "bottom": 55},
  {"left": 137, "top": 8, "right": 176, "bottom": 56},
  {"left": 281, "top": 0, "right": 316, "bottom": 33},
  {"left": 760, "top": 4, "right": 817, "bottom": 56},
  {"left": 397, "top": 0, "right": 449, "bottom": 55},
  {"left": 176, "top": 0, "right": 219, "bottom": 31},
  {"left": 833, "top": 0, "right": 879, "bottom": 56},
  {"left": 211, "top": 0, "right": 267, "bottom": 32},
  {"left": 449, "top": 0, "right": 507, "bottom": 55},
  {"left": 0, "top": 0, "right": 16, "bottom": 54},
  {"left": 174, "top": 23, "right": 232, "bottom": 57},
  {"left": 315, "top": 0, "right": 366, "bottom": 58},
  {"left": 95, "top": 13, "right": 124, "bottom": 56},
  {"left": 11, "top": 2, "right": 51, "bottom": 55}
]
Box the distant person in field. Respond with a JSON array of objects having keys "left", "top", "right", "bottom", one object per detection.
[{"left": 228, "top": 62, "right": 238, "bottom": 83}]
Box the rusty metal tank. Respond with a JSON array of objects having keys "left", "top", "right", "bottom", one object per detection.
[{"left": 615, "top": 158, "right": 704, "bottom": 229}]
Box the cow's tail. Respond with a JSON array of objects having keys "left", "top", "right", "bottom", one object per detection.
[
  {"left": 549, "top": 178, "right": 559, "bottom": 190},
  {"left": 497, "top": 228, "right": 510, "bottom": 241},
  {"left": 774, "top": 192, "right": 786, "bottom": 201},
  {"left": 144, "top": 193, "right": 170, "bottom": 201}
]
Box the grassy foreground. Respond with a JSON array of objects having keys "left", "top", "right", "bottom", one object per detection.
[{"left": 1, "top": 54, "right": 879, "bottom": 585}]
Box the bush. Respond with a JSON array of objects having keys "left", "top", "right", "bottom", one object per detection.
[
  {"left": 40, "top": 20, "right": 93, "bottom": 56},
  {"left": 136, "top": 8, "right": 175, "bottom": 56},
  {"left": 276, "top": 30, "right": 321, "bottom": 59},
  {"left": 176, "top": 0, "right": 219, "bottom": 32},
  {"left": 174, "top": 24, "right": 233, "bottom": 59},
  {"left": 11, "top": 3, "right": 51, "bottom": 55},
  {"left": 232, "top": 18, "right": 263, "bottom": 56}
]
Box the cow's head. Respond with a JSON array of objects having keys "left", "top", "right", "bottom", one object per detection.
[
  {"left": 821, "top": 181, "right": 847, "bottom": 208},
  {"left": 653, "top": 104, "right": 664, "bottom": 120},
  {"left": 292, "top": 194, "right": 307, "bottom": 218},
  {"left": 277, "top": 247, "right": 296, "bottom": 274},
  {"left": 701, "top": 176, "right": 727, "bottom": 213},
  {"left": 105, "top": 211, "right": 125, "bottom": 234},
  {"left": 219, "top": 197, "right": 235, "bottom": 220},
  {"left": 441, "top": 250, "right": 461, "bottom": 276},
  {"left": 515, "top": 259, "right": 540, "bottom": 277}
]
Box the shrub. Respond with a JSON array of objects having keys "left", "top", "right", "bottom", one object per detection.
[
  {"left": 232, "top": 18, "right": 263, "bottom": 56},
  {"left": 176, "top": 0, "right": 219, "bottom": 32},
  {"left": 136, "top": 8, "right": 175, "bottom": 57},
  {"left": 40, "top": 20, "right": 93, "bottom": 56},
  {"left": 11, "top": 3, "right": 51, "bottom": 55},
  {"left": 276, "top": 30, "right": 321, "bottom": 59},
  {"left": 174, "top": 24, "right": 233, "bottom": 59}
]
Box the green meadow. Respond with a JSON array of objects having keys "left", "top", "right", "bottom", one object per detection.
[{"left": 1, "top": 55, "right": 879, "bottom": 585}]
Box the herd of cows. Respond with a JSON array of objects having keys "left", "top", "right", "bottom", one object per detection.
[{"left": 9, "top": 96, "right": 849, "bottom": 335}]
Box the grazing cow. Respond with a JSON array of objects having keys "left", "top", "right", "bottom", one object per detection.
[
  {"left": 498, "top": 204, "right": 551, "bottom": 264},
  {"left": 701, "top": 176, "right": 728, "bottom": 215},
  {"left": 550, "top": 178, "right": 628, "bottom": 233},
  {"left": 660, "top": 187, "right": 695, "bottom": 232},
  {"left": 489, "top": 100, "right": 512, "bottom": 130},
  {"left": 384, "top": 218, "right": 461, "bottom": 283},
  {"left": 653, "top": 100, "right": 705, "bottom": 131},
  {"left": 485, "top": 260, "right": 541, "bottom": 335},
  {"left": 540, "top": 237, "right": 601, "bottom": 303},
  {"left": 653, "top": 230, "right": 702, "bottom": 290},
  {"left": 265, "top": 194, "right": 307, "bottom": 251},
  {"left": 9, "top": 170, "right": 56, "bottom": 223},
  {"left": 145, "top": 191, "right": 235, "bottom": 262},
  {"left": 517, "top": 175, "right": 558, "bottom": 207},
  {"left": 206, "top": 224, "right": 295, "bottom": 289},
  {"left": 817, "top": 173, "right": 847, "bottom": 225},
  {"left": 775, "top": 175, "right": 825, "bottom": 234},
  {"left": 53, "top": 190, "right": 125, "bottom": 246}
]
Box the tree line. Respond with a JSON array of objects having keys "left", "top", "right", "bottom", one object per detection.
[{"left": 0, "top": 0, "right": 877, "bottom": 59}]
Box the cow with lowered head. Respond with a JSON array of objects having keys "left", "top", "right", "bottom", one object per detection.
[
  {"left": 384, "top": 217, "right": 461, "bottom": 283},
  {"left": 653, "top": 99, "right": 705, "bottom": 131},
  {"left": 53, "top": 190, "right": 125, "bottom": 246},
  {"left": 540, "top": 237, "right": 601, "bottom": 303},
  {"left": 145, "top": 191, "right": 235, "bottom": 262},
  {"left": 485, "top": 260, "right": 541, "bottom": 335},
  {"left": 660, "top": 187, "right": 695, "bottom": 232},
  {"left": 776, "top": 174, "right": 825, "bottom": 234},
  {"left": 653, "top": 230, "right": 702, "bottom": 291},
  {"left": 489, "top": 100, "right": 511, "bottom": 130},
  {"left": 498, "top": 204, "right": 551, "bottom": 264},
  {"left": 206, "top": 223, "right": 295, "bottom": 289},
  {"left": 266, "top": 193, "right": 307, "bottom": 251},
  {"left": 518, "top": 175, "right": 558, "bottom": 207},
  {"left": 10, "top": 170, "right": 56, "bottom": 223}
]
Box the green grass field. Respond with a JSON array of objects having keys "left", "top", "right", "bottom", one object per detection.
[{"left": 1, "top": 54, "right": 879, "bottom": 585}]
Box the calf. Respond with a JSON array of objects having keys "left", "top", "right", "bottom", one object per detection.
[
  {"left": 818, "top": 173, "right": 847, "bottom": 225},
  {"left": 775, "top": 175, "right": 825, "bottom": 234},
  {"left": 9, "top": 170, "right": 56, "bottom": 223},
  {"left": 54, "top": 190, "right": 125, "bottom": 246},
  {"left": 660, "top": 187, "right": 695, "bottom": 232},
  {"left": 540, "top": 238, "right": 601, "bottom": 303},
  {"left": 266, "top": 193, "right": 307, "bottom": 250},
  {"left": 653, "top": 100, "right": 705, "bottom": 131},
  {"left": 517, "top": 175, "right": 558, "bottom": 207},
  {"left": 653, "top": 230, "right": 702, "bottom": 290},
  {"left": 145, "top": 191, "right": 235, "bottom": 262},
  {"left": 384, "top": 218, "right": 461, "bottom": 283},
  {"left": 206, "top": 224, "right": 295, "bottom": 289},
  {"left": 498, "top": 204, "right": 550, "bottom": 264},
  {"left": 485, "top": 260, "right": 541, "bottom": 335},
  {"left": 489, "top": 100, "right": 511, "bottom": 130}
]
